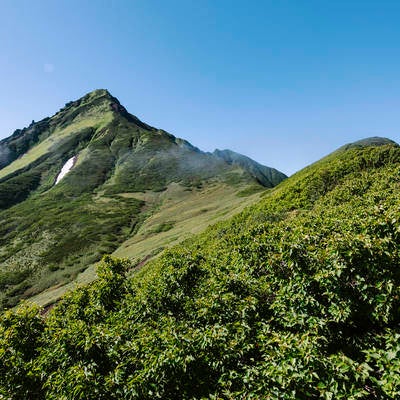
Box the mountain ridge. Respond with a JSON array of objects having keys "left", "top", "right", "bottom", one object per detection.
[{"left": 213, "top": 148, "right": 287, "bottom": 187}]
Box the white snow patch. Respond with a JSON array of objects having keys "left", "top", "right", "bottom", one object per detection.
[{"left": 55, "top": 156, "right": 76, "bottom": 184}]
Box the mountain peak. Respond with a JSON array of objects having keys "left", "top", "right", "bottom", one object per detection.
[
  {"left": 87, "top": 88, "right": 111, "bottom": 97},
  {"left": 80, "top": 88, "right": 112, "bottom": 99},
  {"left": 58, "top": 89, "right": 154, "bottom": 131},
  {"left": 68, "top": 88, "right": 114, "bottom": 108}
]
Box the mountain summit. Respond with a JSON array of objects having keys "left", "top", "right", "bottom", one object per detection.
[
  {"left": 0, "top": 89, "right": 286, "bottom": 206},
  {"left": 0, "top": 90, "right": 286, "bottom": 307}
]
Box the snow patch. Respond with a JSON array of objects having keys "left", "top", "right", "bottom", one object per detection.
[{"left": 55, "top": 156, "right": 76, "bottom": 184}]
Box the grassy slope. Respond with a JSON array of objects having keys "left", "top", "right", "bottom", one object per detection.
[
  {"left": 1, "top": 141, "right": 400, "bottom": 399},
  {"left": 114, "top": 178, "right": 264, "bottom": 261},
  {"left": 29, "top": 180, "right": 264, "bottom": 307}
]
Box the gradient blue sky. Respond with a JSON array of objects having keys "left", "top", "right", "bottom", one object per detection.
[{"left": 1, "top": 0, "right": 400, "bottom": 175}]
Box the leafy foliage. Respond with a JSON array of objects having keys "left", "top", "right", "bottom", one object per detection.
[
  {"left": 1, "top": 142, "right": 400, "bottom": 398},
  {"left": 0, "top": 302, "right": 44, "bottom": 398}
]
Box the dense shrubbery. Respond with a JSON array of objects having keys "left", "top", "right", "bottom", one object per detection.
[
  {"left": 1, "top": 144, "right": 400, "bottom": 398},
  {"left": 0, "top": 192, "right": 143, "bottom": 308}
]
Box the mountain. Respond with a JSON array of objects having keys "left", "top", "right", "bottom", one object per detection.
[
  {"left": 213, "top": 149, "right": 287, "bottom": 187},
  {"left": 0, "top": 89, "right": 286, "bottom": 308},
  {"left": 1, "top": 137, "right": 400, "bottom": 399}
]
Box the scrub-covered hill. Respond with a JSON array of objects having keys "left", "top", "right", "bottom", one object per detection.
[
  {"left": 1, "top": 138, "right": 399, "bottom": 399},
  {"left": 0, "top": 90, "right": 286, "bottom": 308}
]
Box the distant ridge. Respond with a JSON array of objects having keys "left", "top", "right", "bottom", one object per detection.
[
  {"left": 213, "top": 149, "right": 287, "bottom": 187},
  {"left": 339, "top": 136, "right": 398, "bottom": 151}
]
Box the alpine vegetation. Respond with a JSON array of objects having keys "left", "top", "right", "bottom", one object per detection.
[{"left": 1, "top": 135, "right": 399, "bottom": 399}]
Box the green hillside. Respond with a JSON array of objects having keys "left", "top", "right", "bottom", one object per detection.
[
  {"left": 213, "top": 149, "right": 287, "bottom": 187},
  {"left": 1, "top": 139, "right": 399, "bottom": 399},
  {"left": 0, "top": 90, "right": 286, "bottom": 308}
]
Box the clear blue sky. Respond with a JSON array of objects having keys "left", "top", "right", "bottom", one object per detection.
[{"left": 1, "top": 0, "right": 400, "bottom": 175}]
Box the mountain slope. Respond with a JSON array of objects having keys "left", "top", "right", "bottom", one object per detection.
[
  {"left": 213, "top": 148, "right": 287, "bottom": 187},
  {"left": 1, "top": 138, "right": 399, "bottom": 399},
  {"left": 0, "top": 90, "right": 286, "bottom": 308}
]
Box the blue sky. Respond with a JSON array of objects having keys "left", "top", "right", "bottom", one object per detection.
[{"left": 1, "top": 0, "right": 400, "bottom": 175}]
